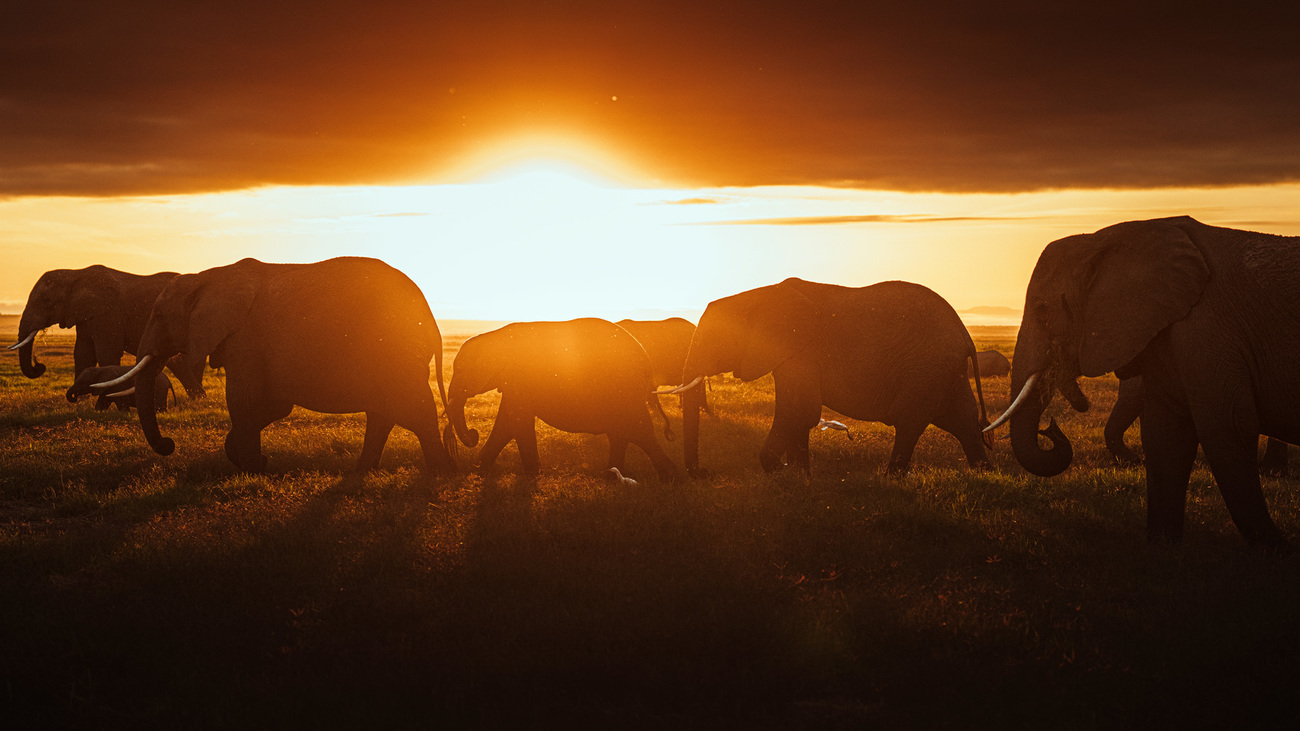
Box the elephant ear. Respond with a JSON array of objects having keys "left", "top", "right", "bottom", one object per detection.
[
  {"left": 67, "top": 271, "right": 126, "bottom": 350},
  {"left": 184, "top": 274, "right": 259, "bottom": 361},
  {"left": 1077, "top": 221, "right": 1209, "bottom": 376},
  {"left": 735, "top": 281, "right": 818, "bottom": 381}
]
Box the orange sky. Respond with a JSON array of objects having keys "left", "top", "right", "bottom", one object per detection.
[{"left": 2, "top": 3, "right": 1299, "bottom": 322}]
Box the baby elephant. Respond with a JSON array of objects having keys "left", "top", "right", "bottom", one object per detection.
[
  {"left": 67, "top": 365, "right": 174, "bottom": 412},
  {"left": 967, "top": 350, "right": 1011, "bottom": 378},
  {"left": 443, "top": 318, "right": 679, "bottom": 481}
]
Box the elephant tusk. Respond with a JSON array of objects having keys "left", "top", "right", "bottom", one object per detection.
[
  {"left": 984, "top": 372, "right": 1040, "bottom": 433},
  {"left": 664, "top": 376, "right": 703, "bottom": 395},
  {"left": 7, "top": 331, "right": 36, "bottom": 351},
  {"left": 106, "top": 387, "right": 136, "bottom": 399},
  {"left": 92, "top": 354, "right": 152, "bottom": 389}
]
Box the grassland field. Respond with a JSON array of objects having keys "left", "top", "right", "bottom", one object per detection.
[{"left": 1, "top": 316, "right": 1297, "bottom": 728}]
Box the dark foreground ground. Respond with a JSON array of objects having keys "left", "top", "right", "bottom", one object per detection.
[{"left": 2, "top": 322, "right": 1297, "bottom": 729}]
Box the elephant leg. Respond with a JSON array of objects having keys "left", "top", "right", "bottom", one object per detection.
[
  {"left": 788, "top": 426, "right": 812, "bottom": 475},
  {"left": 1197, "top": 425, "right": 1285, "bottom": 550},
  {"left": 887, "top": 420, "right": 927, "bottom": 477},
  {"left": 763, "top": 374, "right": 820, "bottom": 473},
  {"left": 1139, "top": 403, "right": 1199, "bottom": 543},
  {"left": 478, "top": 397, "right": 520, "bottom": 470},
  {"left": 514, "top": 415, "right": 541, "bottom": 475},
  {"left": 357, "top": 416, "right": 396, "bottom": 472},
  {"left": 225, "top": 376, "right": 292, "bottom": 473},
  {"left": 1259, "top": 438, "right": 1289, "bottom": 477},
  {"left": 932, "top": 380, "right": 989, "bottom": 470},
  {"left": 390, "top": 388, "right": 457, "bottom": 476},
  {"left": 94, "top": 395, "right": 110, "bottom": 411},
  {"left": 607, "top": 435, "right": 629, "bottom": 472},
  {"left": 758, "top": 426, "right": 788, "bottom": 473},
  {"left": 625, "top": 415, "right": 680, "bottom": 482}
]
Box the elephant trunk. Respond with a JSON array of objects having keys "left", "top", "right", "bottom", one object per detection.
[
  {"left": 66, "top": 386, "right": 80, "bottom": 403},
  {"left": 445, "top": 395, "right": 479, "bottom": 449},
  {"left": 1008, "top": 372, "right": 1073, "bottom": 477},
  {"left": 133, "top": 356, "right": 175, "bottom": 456},
  {"left": 14, "top": 318, "right": 46, "bottom": 378}
]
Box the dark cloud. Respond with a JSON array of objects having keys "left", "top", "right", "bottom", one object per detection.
[{"left": 2, "top": 1, "right": 1298, "bottom": 196}]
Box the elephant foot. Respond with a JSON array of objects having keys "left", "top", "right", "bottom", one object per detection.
[
  {"left": 884, "top": 463, "right": 911, "bottom": 479},
  {"left": 759, "top": 452, "right": 785, "bottom": 473}
]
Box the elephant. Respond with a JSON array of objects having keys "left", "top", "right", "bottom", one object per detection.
[
  {"left": 967, "top": 349, "right": 1011, "bottom": 378},
  {"left": 988, "top": 216, "right": 1300, "bottom": 550},
  {"left": 615, "top": 317, "right": 712, "bottom": 474},
  {"left": 1104, "top": 375, "right": 1290, "bottom": 475},
  {"left": 8, "top": 265, "right": 206, "bottom": 399},
  {"left": 96, "top": 257, "right": 456, "bottom": 475},
  {"left": 443, "top": 318, "right": 679, "bottom": 481},
  {"left": 66, "top": 364, "right": 174, "bottom": 412},
  {"left": 673, "top": 277, "right": 991, "bottom": 476}
]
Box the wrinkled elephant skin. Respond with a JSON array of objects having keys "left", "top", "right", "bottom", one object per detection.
[
  {"left": 680, "top": 278, "right": 990, "bottom": 476},
  {"left": 12, "top": 265, "right": 206, "bottom": 398},
  {"left": 445, "top": 318, "right": 679, "bottom": 481},
  {"left": 126, "top": 257, "right": 455, "bottom": 476},
  {"left": 1001, "top": 216, "right": 1300, "bottom": 551}
]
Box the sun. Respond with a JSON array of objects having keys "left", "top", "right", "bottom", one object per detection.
[{"left": 440, "top": 134, "right": 650, "bottom": 188}]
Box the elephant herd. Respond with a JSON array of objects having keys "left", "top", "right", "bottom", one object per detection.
[{"left": 7, "top": 216, "right": 1300, "bottom": 552}]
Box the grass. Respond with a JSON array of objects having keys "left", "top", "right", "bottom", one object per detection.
[{"left": 1, "top": 322, "right": 1298, "bottom": 729}]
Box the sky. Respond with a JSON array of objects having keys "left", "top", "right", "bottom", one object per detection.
[{"left": 3, "top": 2, "right": 1299, "bottom": 321}]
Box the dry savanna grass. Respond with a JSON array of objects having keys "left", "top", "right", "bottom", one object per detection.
[{"left": 1, "top": 317, "right": 1297, "bottom": 728}]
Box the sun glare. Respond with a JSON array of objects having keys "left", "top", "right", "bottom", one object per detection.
[{"left": 441, "top": 134, "right": 652, "bottom": 188}]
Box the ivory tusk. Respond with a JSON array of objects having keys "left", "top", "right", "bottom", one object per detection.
[
  {"left": 7, "top": 331, "right": 36, "bottom": 351},
  {"left": 984, "top": 372, "right": 1040, "bottom": 433},
  {"left": 666, "top": 376, "right": 703, "bottom": 395},
  {"left": 92, "top": 354, "right": 152, "bottom": 389},
  {"left": 106, "top": 387, "right": 136, "bottom": 399}
]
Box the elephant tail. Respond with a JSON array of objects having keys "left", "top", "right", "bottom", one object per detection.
[
  {"left": 433, "top": 334, "right": 449, "bottom": 420},
  {"left": 967, "top": 341, "right": 992, "bottom": 447},
  {"left": 650, "top": 393, "right": 675, "bottom": 442}
]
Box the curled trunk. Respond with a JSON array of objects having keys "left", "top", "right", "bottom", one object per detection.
[
  {"left": 1008, "top": 374, "right": 1073, "bottom": 476},
  {"left": 16, "top": 319, "right": 46, "bottom": 378},
  {"left": 133, "top": 357, "right": 175, "bottom": 456},
  {"left": 445, "top": 397, "right": 479, "bottom": 449}
]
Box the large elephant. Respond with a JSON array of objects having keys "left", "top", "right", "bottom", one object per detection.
[
  {"left": 615, "top": 317, "right": 712, "bottom": 474},
  {"left": 1105, "top": 375, "right": 1290, "bottom": 475},
  {"left": 8, "top": 265, "right": 206, "bottom": 398},
  {"left": 674, "top": 278, "right": 991, "bottom": 475},
  {"left": 443, "top": 318, "right": 679, "bottom": 481},
  {"left": 66, "top": 364, "right": 174, "bottom": 413},
  {"left": 96, "top": 257, "right": 455, "bottom": 475},
  {"left": 989, "top": 216, "right": 1300, "bottom": 550}
]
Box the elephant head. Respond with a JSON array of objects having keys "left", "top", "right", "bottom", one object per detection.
[
  {"left": 676, "top": 279, "right": 819, "bottom": 470},
  {"left": 442, "top": 333, "right": 499, "bottom": 452},
  {"left": 96, "top": 260, "right": 260, "bottom": 456},
  {"left": 992, "top": 218, "right": 1210, "bottom": 476},
  {"left": 11, "top": 266, "right": 126, "bottom": 378}
]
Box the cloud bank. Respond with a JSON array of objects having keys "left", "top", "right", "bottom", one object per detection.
[{"left": 3, "top": 1, "right": 1298, "bottom": 196}]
